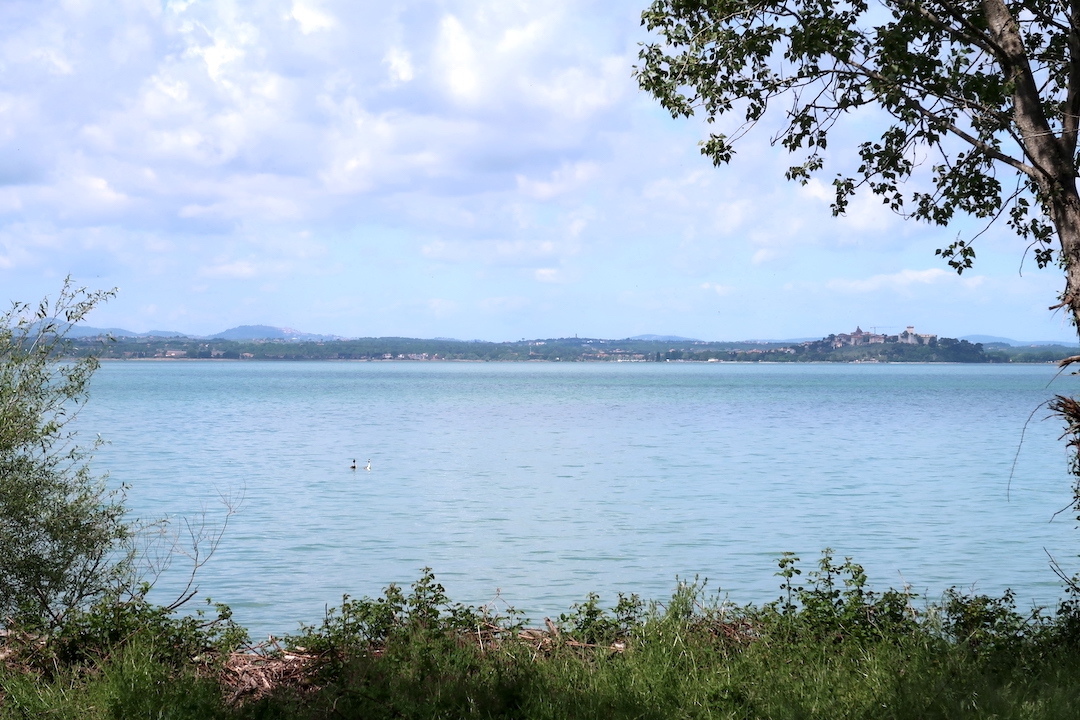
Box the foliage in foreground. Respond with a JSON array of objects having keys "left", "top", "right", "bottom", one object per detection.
[
  {"left": 0, "top": 280, "right": 130, "bottom": 629},
  {"left": 5, "top": 554, "right": 1080, "bottom": 719}
]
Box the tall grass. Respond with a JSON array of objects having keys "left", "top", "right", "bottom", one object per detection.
[{"left": 5, "top": 552, "right": 1080, "bottom": 719}]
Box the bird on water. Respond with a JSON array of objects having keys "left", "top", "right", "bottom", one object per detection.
[
  {"left": 364, "top": 459, "right": 372, "bottom": 471},
  {"left": 350, "top": 459, "right": 357, "bottom": 470}
]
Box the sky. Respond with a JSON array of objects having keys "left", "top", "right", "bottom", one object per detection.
[{"left": 0, "top": 0, "right": 1076, "bottom": 342}]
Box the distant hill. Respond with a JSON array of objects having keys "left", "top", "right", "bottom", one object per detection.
[
  {"left": 64, "top": 325, "right": 144, "bottom": 338},
  {"left": 960, "top": 334, "right": 1077, "bottom": 346},
  {"left": 209, "top": 325, "right": 341, "bottom": 341},
  {"left": 32, "top": 322, "right": 186, "bottom": 339},
  {"left": 61, "top": 323, "right": 339, "bottom": 341},
  {"left": 629, "top": 334, "right": 701, "bottom": 342},
  {"left": 143, "top": 330, "right": 188, "bottom": 338}
]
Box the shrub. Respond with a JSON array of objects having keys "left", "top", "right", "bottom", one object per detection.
[
  {"left": 0, "top": 280, "right": 129, "bottom": 629},
  {"left": 48, "top": 589, "right": 248, "bottom": 669},
  {"left": 759, "top": 549, "right": 920, "bottom": 646},
  {"left": 287, "top": 569, "right": 522, "bottom": 661}
]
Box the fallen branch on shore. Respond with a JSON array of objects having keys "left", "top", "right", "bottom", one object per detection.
[{"left": 219, "top": 637, "right": 320, "bottom": 705}]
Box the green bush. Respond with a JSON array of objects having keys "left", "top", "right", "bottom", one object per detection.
[
  {"left": 759, "top": 549, "right": 920, "bottom": 646},
  {"left": 557, "top": 591, "right": 645, "bottom": 646},
  {"left": 0, "top": 281, "right": 129, "bottom": 629},
  {"left": 51, "top": 590, "right": 247, "bottom": 668},
  {"left": 287, "top": 569, "right": 522, "bottom": 660}
]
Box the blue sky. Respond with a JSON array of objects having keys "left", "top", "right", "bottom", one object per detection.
[{"left": 0, "top": 0, "right": 1074, "bottom": 342}]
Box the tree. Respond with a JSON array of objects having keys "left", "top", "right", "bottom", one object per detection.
[
  {"left": 636, "top": 0, "right": 1080, "bottom": 312},
  {"left": 635, "top": 0, "right": 1080, "bottom": 511},
  {"left": 0, "top": 280, "right": 127, "bottom": 627}
]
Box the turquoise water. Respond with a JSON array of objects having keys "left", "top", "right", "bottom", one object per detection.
[{"left": 78, "top": 361, "right": 1080, "bottom": 638}]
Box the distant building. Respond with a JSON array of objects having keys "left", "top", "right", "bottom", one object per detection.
[
  {"left": 821, "top": 325, "right": 939, "bottom": 348},
  {"left": 897, "top": 326, "right": 937, "bottom": 345},
  {"left": 832, "top": 326, "right": 887, "bottom": 347}
]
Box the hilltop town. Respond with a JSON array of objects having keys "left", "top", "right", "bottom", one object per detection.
[
  {"left": 826, "top": 326, "right": 937, "bottom": 347},
  {"left": 774, "top": 326, "right": 984, "bottom": 362}
]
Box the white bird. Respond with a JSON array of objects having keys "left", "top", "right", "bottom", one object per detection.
[{"left": 364, "top": 459, "right": 372, "bottom": 471}]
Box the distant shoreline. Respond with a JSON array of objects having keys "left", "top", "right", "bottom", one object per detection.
[
  {"left": 95, "top": 357, "right": 1062, "bottom": 365},
  {"left": 74, "top": 334, "right": 1074, "bottom": 364}
]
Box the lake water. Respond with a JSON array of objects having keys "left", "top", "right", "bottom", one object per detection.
[{"left": 77, "top": 360, "right": 1080, "bottom": 638}]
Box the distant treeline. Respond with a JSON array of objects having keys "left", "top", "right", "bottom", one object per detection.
[{"left": 67, "top": 334, "right": 1078, "bottom": 363}]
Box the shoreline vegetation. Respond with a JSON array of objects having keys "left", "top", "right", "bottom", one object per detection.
[
  {"left": 5, "top": 555, "right": 1080, "bottom": 718},
  {"left": 70, "top": 334, "right": 1079, "bottom": 364}
]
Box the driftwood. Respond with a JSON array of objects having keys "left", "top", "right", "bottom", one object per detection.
[
  {"left": 217, "top": 637, "right": 322, "bottom": 705},
  {"left": 0, "top": 628, "right": 47, "bottom": 674}
]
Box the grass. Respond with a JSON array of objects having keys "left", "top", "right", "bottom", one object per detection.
[{"left": 5, "top": 552, "right": 1080, "bottom": 719}]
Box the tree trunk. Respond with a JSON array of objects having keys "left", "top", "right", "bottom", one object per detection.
[
  {"left": 1050, "top": 189, "right": 1080, "bottom": 334},
  {"left": 982, "top": 0, "right": 1080, "bottom": 334}
]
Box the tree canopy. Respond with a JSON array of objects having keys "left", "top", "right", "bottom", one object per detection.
[
  {"left": 0, "top": 281, "right": 128, "bottom": 627},
  {"left": 636, "top": 0, "right": 1080, "bottom": 323}
]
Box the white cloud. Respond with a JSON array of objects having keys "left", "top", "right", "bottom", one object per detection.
[
  {"left": 422, "top": 237, "right": 570, "bottom": 267},
  {"left": 642, "top": 171, "right": 708, "bottom": 204},
  {"left": 427, "top": 298, "right": 457, "bottom": 317},
  {"left": 140, "top": 75, "right": 192, "bottom": 116},
  {"left": 497, "top": 19, "right": 546, "bottom": 53},
  {"left": 76, "top": 175, "right": 128, "bottom": 205},
  {"left": 383, "top": 47, "right": 413, "bottom": 84},
  {"left": 528, "top": 56, "right": 628, "bottom": 120},
  {"left": 190, "top": 36, "right": 245, "bottom": 82},
  {"left": 827, "top": 268, "right": 985, "bottom": 293},
  {"left": 31, "top": 47, "right": 74, "bottom": 75},
  {"left": 420, "top": 239, "right": 458, "bottom": 261},
  {"left": 712, "top": 201, "right": 751, "bottom": 234},
  {"left": 289, "top": 1, "right": 335, "bottom": 34},
  {"left": 496, "top": 239, "right": 557, "bottom": 260},
  {"left": 479, "top": 295, "right": 530, "bottom": 312},
  {"left": 799, "top": 177, "right": 897, "bottom": 234},
  {"left": 198, "top": 260, "right": 259, "bottom": 279},
  {"left": 700, "top": 282, "right": 734, "bottom": 296},
  {"left": 800, "top": 177, "right": 833, "bottom": 203},
  {"left": 516, "top": 162, "right": 597, "bottom": 200},
  {"left": 617, "top": 288, "right": 694, "bottom": 313},
  {"left": 436, "top": 15, "right": 481, "bottom": 103},
  {"left": 0, "top": 189, "right": 22, "bottom": 214},
  {"left": 752, "top": 248, "right": 779, "bottom": 265},
  {"left": 317, "top": 102, "right": 451, "bottom": 194}
]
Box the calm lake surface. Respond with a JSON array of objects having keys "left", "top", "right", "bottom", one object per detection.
[{"left": 78, "top": 361, "right": 1080, "bottom": 638}]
